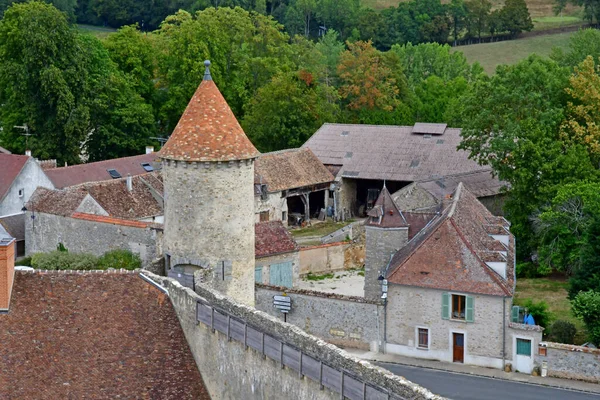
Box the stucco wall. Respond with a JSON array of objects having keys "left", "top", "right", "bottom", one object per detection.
[
  {"left": 255, "top": 251, "right": 300, "bottom": 287},
  {"left": 256, "top": 284, "right": 383, "bottom": 351},
  {"left": 0, "top": 159, "right": 54, "bottom": 217},
  {"left": 254, "top": 191, "right": 287, "bottom": 225},
  {"left": 535, "top": 342, "right": 600, "bottom": 383},
  {"left": 25, "top": 212, "right": 162, "bottom": 268},
  {"left": 299, "top": 242, "right": 347, "bottom": 276},
  {"left": 385, "top": 285, "right": 541, "bottom": 370},
  {"left": 364, "top": 226, "right": 408, "bottom": 302},
  {"left": 162, "top": 159, "right": 255, "bottom": 306},
  {"left": 144, "top": 272, "right": 441, "bottom": 400}
]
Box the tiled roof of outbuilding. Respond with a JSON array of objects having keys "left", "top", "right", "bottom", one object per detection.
[
  {"left": 0, "top": 271, "right": 210, "bottom": 399},
  {"left": 159, "top": 72, "right": 259, "bottom": 162},
  {"left": 45, "top": 153, "right": 160, "bottom": 189},
  {"left": 27, "top": 187, "right": 89, "bottom": 217},
  {"left": 303, "top": 123, "right": 488, "bottom": 182},
  {"left": 255, "top": 148, "right": 334, "bottom": 192},
  {"left": 0, "top": 154, "right": 29, "bottom": 201},
  {"left": 255, "top": 221, "right": 299, "bottom": 258},
  {"left": 387, "top": 183, "right": 514, "bottom": 297}
]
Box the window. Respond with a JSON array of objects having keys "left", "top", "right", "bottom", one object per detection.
[
  {"left": 452, "top": 295, "right": 466, "bottom": 320},
  {"left": 516, "top": 339, "right": 532, "bottom": 356},
  {"left": 18, "top": 188, "right": 24, "bottom": 197},
  {"left": 417, "top": 328, "right": 429, "bottom": 349},
  {"left": 107, "top": 169, "right": 121, "bottom": 179},
  {"left": 141, "top": 162, "right": 154, "bottom": 172},
  {"left": 282, "top": 211, "right": 287, "bottom": 222},
  {"left": 259, "top": 211, "right": 269, "bottom": 222}
]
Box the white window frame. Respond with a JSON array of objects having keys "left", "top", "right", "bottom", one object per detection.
[{"left": 415, "top": 326, "right": 430, "bottom": 350}]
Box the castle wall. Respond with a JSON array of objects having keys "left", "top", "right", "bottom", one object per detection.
[{"left": 162, "top": 159, "right": 255, "bottom": 306}]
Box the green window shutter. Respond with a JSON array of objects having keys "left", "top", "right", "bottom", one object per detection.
[
  {"left": 466, "top": 296, "right": 474, "bottom": 322},
  {"left": 255, "top": 267, "right": 263, "bottom": 283},
  {"left": 516, "top": 338, "right": 532, "bottom": 356},
  {"left": 511, "top": 306, "right": 519, "bottom": 323},
  {"left": 442, "top": 292, "right": 450, "bottom": 320}
]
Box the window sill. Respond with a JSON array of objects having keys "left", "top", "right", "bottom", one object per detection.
[{"left": 417, "top": 346, "right": 429, "bottom": 350}]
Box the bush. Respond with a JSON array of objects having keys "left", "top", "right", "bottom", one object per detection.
[
  {"left": 514, "top": 298, "right": 553, "bottom": 329},
  {"left": 97, "top": 249, "right": 141, "bottom": 270},
  {"left": 548, "top": 320, "right": 577, "bottom": 344},
  {"left": 31, "top": 251, "right": 98, "bottom": 270},
  {"left": 15, "top": 256, "right": 32, "bottom": 266},
  {"left": 572, "top": 290, "right": 600, "bottom": 345},
  {"left": 516, "top": 262, "right": 543, "bottom": 278}
]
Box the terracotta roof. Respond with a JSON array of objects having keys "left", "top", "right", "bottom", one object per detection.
[
  {"left": 0, "top": 154, "right": 29, "bottom": 201},
  {"left": 387, "top": 183, "right": 514, "bottom": 297},
  {"left": 45, "top": 153, "right": 160, "bottom": 189},
  {"left": 27, "top": 187, "right": 89, "bottom": 217},
  {"left": 0, "top": 271, "right": 210, "bottom": 399},
  {"left": 366, "top": 186, "right": 406, "bottom": 228},
  {"left": 255, "top": 221, "right": 299, "bottom": 258},
  {"left": 0, "top": 213, "right": 25, "bottom": 241},
  {"left": 159, "top": 74, "right": 259, "bottom": 162},
  {"left": 303, "top": 123, "right": 489, "bottom": 182},
  {"left": 255, "top": 148, "right": 334, "bottom": 192}
]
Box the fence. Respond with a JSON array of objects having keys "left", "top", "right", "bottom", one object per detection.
[{"left": 196, "top": 298, "right": 403, "bottom": 400}]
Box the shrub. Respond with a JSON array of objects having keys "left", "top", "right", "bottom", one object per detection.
[
  {"left": 516, "top": 262, "right": 543, "bottom": 278},
  {"left": 572, "top": 290, "right": 600, "bottom": 345},
  {"left": 97, "top": 249, "right": 141, "bottom": 270},
  {"left": 15, "top": 256, "right": 32, "bottom": 266},
  {"left": 31, "top": 251, "right": 98, "bottom": 270},
  {"left": 548, "top": 320, "right": 577, "bottom": 344},
  {"left": 514, "top": 298, "right": 553, "bottom": 328}
]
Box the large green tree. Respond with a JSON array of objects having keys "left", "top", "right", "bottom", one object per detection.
[{"left": 499, "top": 0, "right": 533, "bottom": 37}]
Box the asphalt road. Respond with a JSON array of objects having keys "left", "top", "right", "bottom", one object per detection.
[{"left": 378, "top": 362, "right": 600, "bottom": 400}]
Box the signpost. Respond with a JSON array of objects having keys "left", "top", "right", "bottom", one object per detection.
[{"left": 273, "top": 294, "right": 292, "bottom": 322}]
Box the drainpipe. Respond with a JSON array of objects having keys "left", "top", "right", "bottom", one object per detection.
[
  {"left": 381, "top": 253, "right": 395, "bottom": 354},
  {"left": 503, "top": 296, "right": 506, "bottom": 370}
]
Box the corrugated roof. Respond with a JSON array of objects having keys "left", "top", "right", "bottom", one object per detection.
[
  {"left": 387, "top": 183, "right": 514, "bottom": 297},
  {"left": 159, "top": 74, "right": 259, "bottom": 162},
  {"left": 255, "top": 221, "right": 299, "bottom": 258},
  {"left": 255, "top": 148, "right": 334, "bottom": 192},
  {"left": 0, "top": 272, "right": 210, "bottom": 399},
  {"left": 45, "top": 153, "right": 160, "bottom": 189},
  {"left": 0, "top": 154, "right": 29, "bottom": 201},
  {"left": 303, "top": 123, "right": 488, "bottom": 182}
]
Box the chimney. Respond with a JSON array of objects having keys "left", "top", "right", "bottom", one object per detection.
[
  {"left": 25, "top": 150, "right": 31, "bottom": 157},
  {"left": 126, "top": 174, "right": 133, "bottom": 192},
  {"left": 145, "top": 146, "right": 154, "bottom": 154},
  {"left": 0, "top": 237, "right": 15, "bottom": 311}
]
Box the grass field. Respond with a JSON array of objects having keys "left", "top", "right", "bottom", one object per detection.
[
  {"left": 290, "top": 220, "right": 353, "bottom": 238},
  {"left": 514, "top": 278, "right": 587, "bottom": 344},
  {"left": 452, "top": 31, "right": 574, "bottom": 74},
  {"left": 77, "top": 24, "right": 116, "bottom": 39}
]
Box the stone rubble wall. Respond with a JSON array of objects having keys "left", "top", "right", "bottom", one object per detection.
[{"left": 535, "top": 342, "right": 600, "bottom": 383}]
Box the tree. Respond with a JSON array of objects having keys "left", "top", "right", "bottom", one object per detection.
[
  {"left": 551, "top": 29, "right": 600, "bottom": 68},
  {"left": 572, "top": 290, "right": 600, "bottom": 344},
  {"left": 242, "top": 72, "right": 339, "bottom": 151},
  {"left": 499, "top": 0, "right": 533, "bottom": 37},
  {"left": 449, "top": 0, "right": 467, "bottom": 45},
  {"left": 295, "top": 0, "right": 316, "bottom": 37},
  {"left": 316, "top": 0, "right": 359, "bottom": 39},
  {"left": 465, "top": 0, "right": 491, "bottom": 42}
]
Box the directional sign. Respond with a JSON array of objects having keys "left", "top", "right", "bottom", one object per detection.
[{"left": 274, "top": 295, "right": 292, "bottom": 314}]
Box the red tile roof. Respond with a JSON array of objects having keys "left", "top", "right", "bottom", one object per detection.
[
  {"left": 159, "top": 78, "right": 259, "bottom": 162},
  {"left": 387, "top": 183, "right": 514, "bottom": 297},
  {"left": 255, "top": 221, "right": 299, "bottom": 258},
  {"left": 0, "top": 271, "right": 210, "bottom": 399},
  {"left": 0, "top": 154, "right": 29, "bottom": 201},
  {"left": 366, "top": 186, "right": 406, "bottom": 228},
  {"left": 255, "top": 148, "right": 334, "bottom": 192},
  {"left": 45, "top": 153, "right": 160, "bottom": 189},
  {"left": 71, "top": 212, "right": 155, "bottom": 228},
  {"left": 27, "top": 187, "right": 89, "bottom": 217}
]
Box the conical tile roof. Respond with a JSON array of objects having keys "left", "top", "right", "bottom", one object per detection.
[{"left": 159, "top": 62, "right": 259, "bottom": 162}]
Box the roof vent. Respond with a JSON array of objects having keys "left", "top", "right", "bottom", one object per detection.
[
  {"left": 345, "top": 152, "right": 353, "bottom": 158},
  {"left": 423, "top": 134, "right": 432, "bottom": 139},
  {"left": 141, "top": 162, "right": 154, "bottom": 172},
  {"left": 437, "top": 139, "right": 444, "bottom": 144},
  {"left": 410, "top": 159, "right": 420, "bottom": 168},
  {"left": 341, "top": 130, "right": 349, "bottom": 136},
  {"left": 107, "top": 169, "right": 121, "bottom": 179}
]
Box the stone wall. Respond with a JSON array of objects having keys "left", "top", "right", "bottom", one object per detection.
[
  {"left": 299, "top": 242, "right": 347, "bottom": 276},
  {"left": 364, "top": 226, "right": 408, "bottom": 302},
  {"left": 25, "top": 212, "right": 162, "bottom": 269},
  {"left": 255, "top": 251, "right": 300, "bottom": 287},
  {"left": 162, "top": 159, "right": 255, "bottom": 306},
  {"left": 144, "top": 271, "right": 442, "bottom": 400},
  {"left": 338, "top": 177, "right": 357, "bottom": 218},
  {"left": 535, "top": 342, "right": 600, "bottom": 383},
  {"left": 254, "top": 191, "right": 288, "bottom": 225},
  {"left": 255, "top": 284, "right": 383, "bottom": 351}
]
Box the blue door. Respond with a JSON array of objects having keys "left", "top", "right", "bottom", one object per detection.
[{"left": 269, "top": 262, "right": 293, "bottom": 287}]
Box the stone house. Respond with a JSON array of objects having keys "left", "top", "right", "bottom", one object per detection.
[
  {"left": 254, "top": 148, "right": 334, "bottom": 225},
  {"left": 0, "top": 153, "right": 54, "bottom": 217},
  {"left": 364, "top": 183, "right": 542, "bottom": 373},
  {"left": 254, "top": 221, "right": 300, "bottom": 288},
  {"left": 303, "top": 123, "right": 505, "bottom": 218}
]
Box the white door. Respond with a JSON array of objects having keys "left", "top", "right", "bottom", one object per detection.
[{"left": 514, "top": 338, "right": 533, "bottom": 374}]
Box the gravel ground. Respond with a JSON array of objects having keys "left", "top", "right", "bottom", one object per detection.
[{"left": 296, "top": 270, "right": 365, "bottom": 297}]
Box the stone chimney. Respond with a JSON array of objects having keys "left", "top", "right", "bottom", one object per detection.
[
  {"left": 126, "top": 174, "right": 133, "bottom": 192},
  {"left": 0, "top": 237, "right": 16, "bottom": 311},
  {"left": 145, "top": 146, "right": 154, "bottom": 154}
]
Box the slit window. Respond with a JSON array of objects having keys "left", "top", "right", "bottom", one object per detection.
[{"left": 107, "top": 169, "right": 121, "bottom": 179}]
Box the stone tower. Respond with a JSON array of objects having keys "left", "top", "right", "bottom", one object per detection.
[
  {"left": 159, "top": 61, "right": 259, "bottom": 306},
  {"left": 364, "top": 186, "right": 409, "bottom": 302}
]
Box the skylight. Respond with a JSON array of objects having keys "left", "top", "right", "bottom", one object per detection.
[
  {"left": 107, "top": 169, "right": 121, "bottom": 179},
  {"left": 141, "top": 162, "right": 154, "bottom": 172}
]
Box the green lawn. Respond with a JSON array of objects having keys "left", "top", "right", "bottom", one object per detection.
[
  {"left": 514, "top": 278, "right": 587, "bottom": 344},
  {"left": 290, "top": 220, "right": 353, "bottom": 239},
  {"left": 532, "top": 15, "right": 584, "bottom": 31},
  {"left": 452, "top": 31, "right": 575, "bottom": 75},
  {"left": 77, "top": 24, "right": 117, "bottom": 39}
]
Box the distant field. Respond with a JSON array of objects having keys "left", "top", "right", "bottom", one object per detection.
[
  {"left": 77, "top": 24, "right": 116, "bottom": 39},
  {"left": 452, "top": 31, "right": 575, "bottom": 74}
]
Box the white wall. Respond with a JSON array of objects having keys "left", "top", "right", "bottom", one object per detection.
[{"left": 0, "top": 159, "right": 54, "bottom": 217}]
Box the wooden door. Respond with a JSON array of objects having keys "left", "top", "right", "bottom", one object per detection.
[{"left": 453, "top": 333, "right": 464, "bottom": 363}]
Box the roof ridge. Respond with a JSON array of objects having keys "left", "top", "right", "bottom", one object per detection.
[
  {"left": 17, "top": 269, "right": 141, "bottom": 274},
  {"left": 446, "top": 182, "right": 463, "bottom": 218},
  {"left": 47, "top": 153, "right": 156, "bottom": 172},
  {"left": 259, "top": 148, "right": 306, "bottom": 157}
]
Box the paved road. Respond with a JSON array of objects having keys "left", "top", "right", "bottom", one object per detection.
[{"left": 378, "top": 362, "right": 600, "bottom": 400}]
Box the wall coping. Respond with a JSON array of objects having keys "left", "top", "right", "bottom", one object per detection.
[
  {"left": 508, "top": 322, "right": 544, "bottom": 332},
  {"left": 256, "top": 283, "right": 381, "bottom": 305},
  {"left": 71, "top": 212, "right": 163, "bottom": 230},
  {"left": 144, "top": 271, "right": 442, "bottom": 400},
  {"left": 16, "top": 268, "right": 140, "bottom": 275},
  {"left": 298, "top": 241, "right": 350, "bottom": 251},
  {"left": 542, "top": 341, "right": 600, "bottom": 355}
]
